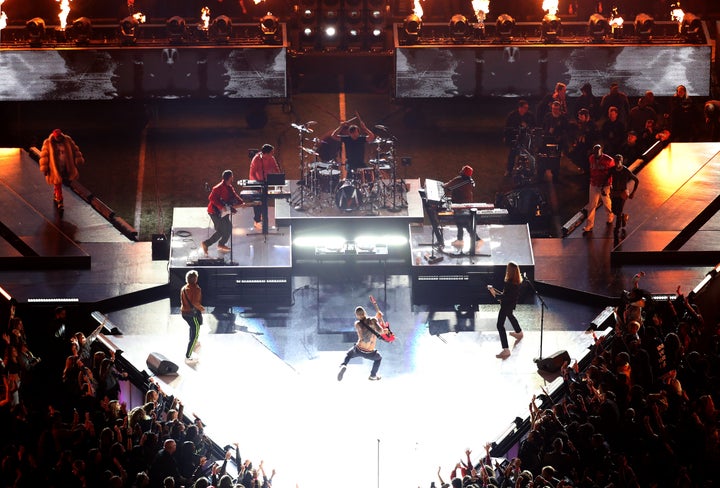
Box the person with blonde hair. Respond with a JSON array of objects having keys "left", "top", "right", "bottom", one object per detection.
[
  {"left": 488, "top": 262, "right": 524, "bottom": 359},
  {"left": 180, "top": 270, "right": 205, "bottom": 364}
]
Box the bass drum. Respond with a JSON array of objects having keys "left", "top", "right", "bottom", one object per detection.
[{"left": 335, "top": 180, "right": 363, "bottom": 211}]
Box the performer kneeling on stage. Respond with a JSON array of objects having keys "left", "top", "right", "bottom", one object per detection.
[
  {"left": 338, "top": 306, "right": 390, "bottom": 381},
  {"left": 201, "top": 170, "right": 244, "bottom": 255},
  {"left": 444, "top": 165, "right": 483, "bottom": 253}
]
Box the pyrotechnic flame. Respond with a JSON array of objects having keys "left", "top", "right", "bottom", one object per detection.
[
  {"left": 57, "top": 0, "right": 71, "bottom": 30},
  {"left": 542, "top": 0, "right": 558, "bottom": 16},
  {"left": 671, "top": 7, "right": 684, "bottom": 23},
  {"left": 0, "top": 0, "right": 6, "bottom": 31},
  {"left": 609, "top": 16, "right": 624, "bottom": 28},
  {"left": 133, "top": 12, "right": 146, "bottom": 23},
  {"left": 413, "top": 0, "right": 423, "bottom": 19},
  {"left": 201, "top": 7, "right": 210, "bottom": 30},
  {"left": 472, "top": 0, "right": 489, "bottom": 23},
  {"left": 253, "top": 0, "right": 264, "bottom": 4}
]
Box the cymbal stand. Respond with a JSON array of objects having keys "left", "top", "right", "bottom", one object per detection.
[
  {"left": 291, "top": 122, "right": 313, "bottom": 212},
  {"left": 386, "top": 140, "right": 403, "bottom": 212}
]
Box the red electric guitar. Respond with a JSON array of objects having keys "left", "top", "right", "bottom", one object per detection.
[{"left": 369, "top": 295, "right": 395, "bottom": 342}]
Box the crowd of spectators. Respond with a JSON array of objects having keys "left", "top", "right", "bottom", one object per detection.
[
  {"left": 434, "top": 273, "right": 719, "bottom": 487},
  {"left": 505, "top": 81, "right": 709, "bottom": 184},
  {"left": 0, "top": 302, "right": 274, "bottom": 488}
]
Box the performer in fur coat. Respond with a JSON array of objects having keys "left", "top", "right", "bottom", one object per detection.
[{"left": 39, "top": 129, "right": 84, "bottom": 212}]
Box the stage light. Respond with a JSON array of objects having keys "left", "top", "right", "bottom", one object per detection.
[
  {"left": 681, "top": 12, "right": 702, "bottom": 43},
  {"left": 209, "top": 15, "right": 232, "bottom": 43},
  {"left": 26, "top": 17, "right": 45, "bottom": 47},
  {"left": 495, "top": 14, "right": 514, "bottom": 42},
  {"left": 541, "top": 13, "right": 561, "bottom": 43},
  {"left": 403, "top": 13, "right": 421, "bottom": 44},
  {"left": 70, "top": 17, "right": 92, "bottom": 45},
  {"left": 634, "top": 13, "right": 653, "bottom": 42},
  {"left": 119, "top": 16, "right": 139, "bottom": 45},
  {"left": 166, "top": 15, "right": 187, "bottom": 44},
  {"left": 260, "top": 13, "right": 279, "bottom": 44},
  {"left": 449, "top": 14, "right": 470, "bottom": 41},
  {"left": 588, "top": 13, "right": 608, "bottom": 42}
]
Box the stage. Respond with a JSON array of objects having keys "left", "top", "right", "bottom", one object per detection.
[{"left": 1, "top": 140, "right": 720, "bottom": 487}]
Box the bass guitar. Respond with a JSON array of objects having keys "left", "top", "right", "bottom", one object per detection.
[{"left": 369, "top": 295, "right": 395, "bottom": 342}]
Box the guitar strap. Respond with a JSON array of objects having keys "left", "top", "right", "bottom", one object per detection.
[{"left": 358, "top": 318, "right": 382, "bottom": 339}]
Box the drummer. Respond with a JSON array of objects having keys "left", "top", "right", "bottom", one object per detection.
[{"left": 330, "top": 112, "right": 375, "bottom": 178}]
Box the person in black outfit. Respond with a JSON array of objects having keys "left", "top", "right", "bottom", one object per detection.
[
  {"left": 489, "top": 262, "right": 524, "bottom": 359},
  {"left": 568, "top": 108, "right": 599, "bottom": 174},
  {"left": 541, "top": 101, "right": 571, "bottom": 183},
  {"left": 330, "top": 112, "right": 375, "bottom": 176},
  {"left": 443, "top": 165, "right": 482, "bottom": 253},
  {"left": 503, "top": 99, "right": 536, "bottom": 177},
  {"left": 609, "top": 155, "right": 639, "bottom": 241},
  {"left": 704, "top": 100, "right": 720, "bottom": 141},
  {"left": 620, "top": 131, "right": 644, "bottom": 166}
]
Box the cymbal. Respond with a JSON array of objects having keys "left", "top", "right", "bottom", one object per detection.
[{"left": 300, "top": 146, "right": 319, "bottom": 156}]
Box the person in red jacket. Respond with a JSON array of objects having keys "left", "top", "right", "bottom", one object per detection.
[
  {"left": 583, "top": 144, "right": 615, "bottom": 232},
  {"left": 201, "top": 170, "right": 244, "bottom": 255},
  {"left": 38, "top": 129, "right": 85, "bottom": 214}
]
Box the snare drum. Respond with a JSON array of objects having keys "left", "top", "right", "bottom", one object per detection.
[
  {"left": 318, "top": 169, "right": 341, "bottom": 193},
  {"left": 335, "top": 180, "right": 363, "bottom": 211}
]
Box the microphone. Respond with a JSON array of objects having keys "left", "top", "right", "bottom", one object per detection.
[{"left": 374, "top": 125, "right": 387, "bottom": 130}]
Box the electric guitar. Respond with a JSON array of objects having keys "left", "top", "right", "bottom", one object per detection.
[
  {"left": 369, "top": 295, "right": 395, "bottom": 342},
  {"left": 219, "top": 201, "right": 260, "bottom": 218}
]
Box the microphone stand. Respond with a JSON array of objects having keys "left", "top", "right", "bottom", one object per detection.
[
  {"left": 377, "top": 126, "right": 403, "bottom": 212},
  {"left": 524, "top": 273, "right": 549, "bottom": 365}
]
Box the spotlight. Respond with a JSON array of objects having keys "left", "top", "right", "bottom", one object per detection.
[
  {"left": 541, "top": 13, "right": 562, "bottom": 43},
  {"left": 495, "top": 14, "right": 514, "bottom": 43},
  {"left": 260, "top": 13, "right": 278, "bottom": 35},
  {"left": 209, "top": 15, "right": 232, "bottom": 43},
  {"left": 166, "top": 16, "right": 187, "bottom": 44},
  {"left": 681, "top": 12, "right": 702, "bottom": 43},
  {"left": 634, "top": 13, "right": 653, "bottom": 42},
  {"left": 119, "top": 16, "right": 139, "bottom": 45},
  {"left": 587, "top": 13, "right": 608, "bottom": 42},
  {"left": 70, "top": 17, "right": 92, "bottom": 46},
  {"left": 449, "top": 14, "right": 470, "bottom": 42},
  {"left": 403, "top": 13, "right": 421, "bottom": 44},
  {"left": 26, "top": 17, "right": 46, "bottom": 47}
]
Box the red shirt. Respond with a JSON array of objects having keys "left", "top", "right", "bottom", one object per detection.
[
  {"left": 207, "top": 181, "right": 243, "bottom": 216},
  {"left": 249, "top": 152, "right": 280, "bottom": 182},
  {"left": 589, "top": 153, "right": 615, "bottom": 187}
]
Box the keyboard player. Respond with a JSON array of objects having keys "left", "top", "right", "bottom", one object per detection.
[
  {"left": 248, "top": 144, "right": 282, "bottom": 229},
  {"left": 444, "top": 165, "right": 483, "bottom": 252}
]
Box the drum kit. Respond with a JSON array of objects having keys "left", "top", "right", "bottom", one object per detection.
[{"left": 290, "top": 121, "right": 407, "bottom": 214}]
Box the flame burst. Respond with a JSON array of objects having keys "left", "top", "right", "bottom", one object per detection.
[
  {"left": 472, "top": 0, "right": 489, "bottom": 22},
  {"left": 57, "top": 0, "right": 71, "bottom": 30},
  {"left": 542, "top": 0, "right": 558, "bottom": 16},
  {"left": 0, "top": 0, "right": 6, "bottom": 31},
  {"left": 413, "top": 0, "right": 423, "bottom": 19},
  {"left": 133, "top": 12, "right": 146, "bottom": 24},
  {"left": 201, "top": 6, "right": 210, "bottom": 29},
  {"left": 671, "top": 7, "right": 684, "bottom": 23}
]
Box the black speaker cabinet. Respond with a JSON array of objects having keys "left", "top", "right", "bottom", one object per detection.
[
  {"left": 151, "top": 234, "right": 170, "bottom": 261},
  {"left": 146, "top": 352, "right": 179, "bottom": 376},
  {"left": 536, "top": 350, "right": 571, "bottom": 373}
]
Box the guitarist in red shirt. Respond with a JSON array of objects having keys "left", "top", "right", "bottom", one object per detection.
[
  {"left": 337, "top": 302, "right": 393, "bottom": 382},
  {"left": 201, "top": 169, "right": 244, "bottom": 255}
]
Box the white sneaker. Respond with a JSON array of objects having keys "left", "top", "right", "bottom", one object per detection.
[
  {"left": 185, "top": 354, "right": 199, "bottom": 364},
  {"left": 509, "top": 331, "right": 524, "bottom": 342},
  {"left": 496, "top": 348, "right": 511, "bottom": 359}
]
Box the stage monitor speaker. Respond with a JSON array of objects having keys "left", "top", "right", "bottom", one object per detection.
[
  {"left": 152, "top": 234, "right": 170, "bottom": 260},
  {"left": 536, "top": 350, "right": 570, "bottom": 373},
  {"left": 146, "top": 352, "right": 179, "bottom": 376}
]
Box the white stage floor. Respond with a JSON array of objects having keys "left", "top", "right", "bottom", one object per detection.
[{"left": 107, "top": 299, "right": 603, "bottom": 488}]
